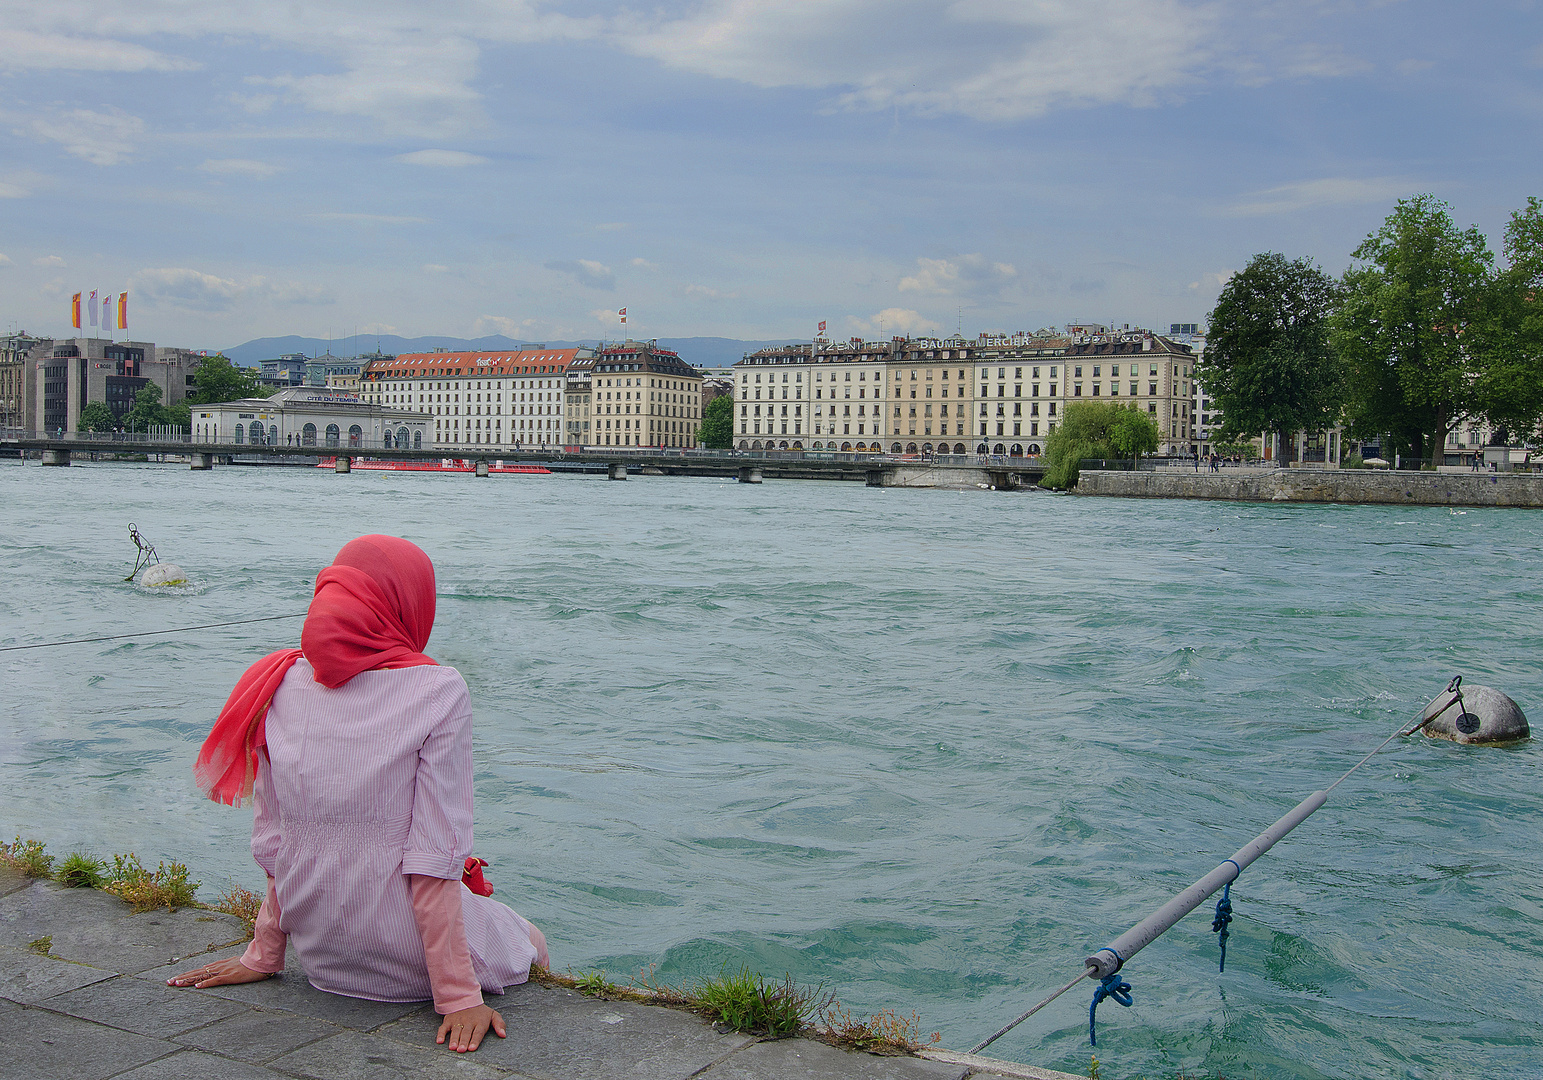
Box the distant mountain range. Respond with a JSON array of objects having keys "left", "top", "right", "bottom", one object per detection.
[{"left": 221, "top": 334, "right": 800, "bottom": 370}]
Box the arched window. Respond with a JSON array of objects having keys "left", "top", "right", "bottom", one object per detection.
[
  {"left": 414, "top": 431, "right": 422, "bottom": 449},
  {"left": 1010, "top": 444, "right": 1023, "bottom": 457},
  {"left": 251, "top": 422, "right": 266, "bottom": 444},
  {"left": 993, "top": 443, "right": 1005, "bottom": 455},
  {"left": 922, "top": 443, "right": 933, "bottom": 454},
  {"left": 301, "top": 423, "right": 317, "bottom": 446},
  {"left": 953, "top": 443, "right": 966, "bottom": 455},
  {"left": 751, "top": 440, "right": 762, "bottom": 450},
  {"left": 396, "top": 427, "right": 409, "bottom": 448},
  {"left": 840, "top": 442, "right": 852, "bottom": 451},
  {"left": 778, "top": 441, "right": 788, "bottom": 450},
  {"left": 906, "top": 442, "right": 918, "bottom": 454},
  {"left": 791, "top": 441, "right": 803, "bottom": 450},
  {"left": 234, "top": 424, "right": 244, "bottom": 444},
  {"left": 891, "top": 442, "right": 903, "bottom": 454},
  {"left": 269, "top": 425, "right": 278, "bottom": 445},
  {"left": 348, "top": 425, "right": 362, "bottom": 447},
  {"left": 976, "top": 443, "right": 989, "bottom": 455},
  {"left": 325, "top": 423, "right": 340, "bottom": 447},
  {"left": 1028, "top": 443, "right": 1041, "bottom": 455}
]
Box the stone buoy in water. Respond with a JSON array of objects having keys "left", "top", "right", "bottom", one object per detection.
[
  {"left": 138, "top": 563, "right": 188, "bottom": 588},
  {"left": 1419, "top": 684, "right": 1529, "bottom": 745}
]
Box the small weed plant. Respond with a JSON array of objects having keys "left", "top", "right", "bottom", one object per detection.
[
  {"left": 818, "top": 1002, "right": 941, "bottom": 1055},
  {"left": 211, "top": 884, "right": 263, "bottom": 934},
  {"left": 692, "top": 967, "right": 825, "bottom": 1038},
  {"left": 55, "top": 852, "right": 106, "bottom": 889},
  {"left": 1, "top": 836, "right": 55, "bottom": 878},
  {"left": 28, "top": 935, "right": 53, "bottom": 955},
  {"left": 574, "top": 969, "right": 618, "bottom": 997},
  {"left": 103, "top": 852, "right": 199, "bottom": 912}
]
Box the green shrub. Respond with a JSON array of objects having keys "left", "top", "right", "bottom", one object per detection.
[
  {"left": 55, "top": 852, "right": 106, "bottom": 889},
  {"left": 691, "top": 967, "right": 822, "bottom": 1037},
  {"left": 0, "top": 836, "right": 54, "bottom": 879},
  {"left": 103, "top": 852, "right": 199, "bottom": 912}
]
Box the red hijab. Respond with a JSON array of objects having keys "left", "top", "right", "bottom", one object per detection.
[{"left": 195, "top": 535, "right": 439, "bottom": 806}]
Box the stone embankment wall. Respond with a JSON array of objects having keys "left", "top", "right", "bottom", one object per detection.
[{"left": 1075, "top": 469, "right": 1543, "bottom": 508}]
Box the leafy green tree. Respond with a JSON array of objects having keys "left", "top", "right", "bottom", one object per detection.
[
  {"left": 77, "top": 402, "right": 117, "bottom": 432},
  {"left": 190, "top": 355, "right": 263, "bottom": 404},
  {"left": 1333, "top": 195, "right": 1494, "bottom": 466},
  {"left": 122, "top": 383, "right": 169, "bottom": 433},
  {"left": 1474, "top": 197, "right": 1543, "bottom": 440},
  {"left": 1043, "top": 401, "right": 1151, "bottom": 488},
  {"left": 700, "top": 394, "right": 734, "bottom": 449},
  {"left": 165, "top": 400, "right": 192, "bottom": 430},
  {"left": 1201, "top": 252, "right": 1341, "bottom": 464}
]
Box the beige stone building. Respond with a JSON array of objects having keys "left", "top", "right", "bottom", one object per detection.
[{"left": 587, "top": 340, "right": 703, "bottom": 448}]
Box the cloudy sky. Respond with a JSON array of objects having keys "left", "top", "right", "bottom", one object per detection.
[{"left": 2, "top": 0, "right": 1538, "bottom": 349}]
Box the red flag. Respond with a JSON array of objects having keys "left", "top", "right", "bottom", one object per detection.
[
  {"left": 818, "top": 320, "right": 826, "bottom": 336},
  {"left": 619, "top": 307, "right": 627, "bottom": 325},
  {"left": 117, "top": 291, "right": 128, "bottom": 330},
  {"left": 71, "top": 292, "right": 81, "bottom": 329}
]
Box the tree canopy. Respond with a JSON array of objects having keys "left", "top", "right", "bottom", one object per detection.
[
  {"left": 77, "top": 402, "right": 116, "bottom": 433},
  {"left": 1042, "top": 401, "right": 1158, "bottom": 488},
  {"left": 1201, "top": 252, "right": 1341, "bottom": 462},
  {"left": 700, "top": 395, "right": 733, "bottom": 449},
  {"left": 1332, "top": 194, "right": 1495, "bottom": 465},
  {"left": 122, "top": 383, "right": 168, "bottom": 433},
  {"left": 190, "top": 355, "right": 263, "bottom": 404}
]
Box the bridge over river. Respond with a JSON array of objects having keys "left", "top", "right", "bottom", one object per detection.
[{"left": 1, "top": 432, "right": 1047, "bottom": 489}]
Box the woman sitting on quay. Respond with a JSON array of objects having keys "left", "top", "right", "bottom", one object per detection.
[{"left": 169, "top": 535, "right": 548, "bottom": 1054}]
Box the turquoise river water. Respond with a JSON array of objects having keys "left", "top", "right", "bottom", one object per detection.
[{"left": 2, "top": 460, "right": 1540, "bottom": 1079}]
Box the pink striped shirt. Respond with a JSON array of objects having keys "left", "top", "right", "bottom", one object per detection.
[{"left": 238, "top": 660, "right": 539, "bottom": 1009}]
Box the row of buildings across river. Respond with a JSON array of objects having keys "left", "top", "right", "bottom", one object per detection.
[{"left": 2, "top": 326, "right": 1213, "bottom": 457}]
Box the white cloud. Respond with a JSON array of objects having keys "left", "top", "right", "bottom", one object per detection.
[
  {"left": 1189, "top": 269, "right": 1237, "bottom": 289},
  {"left": 546, "top": 258, "right": 615, "bottom": 290},
  {"left": 898, "top": 254, "right": 1016, "bottom": 296},
  {"left": 621, "top": 0, "right": 1215, "bottom": 121},
  {"left": 31, "top": 107, "right": 146, "bottom": 165},
  {"left": 130, "top": 267, "right": 334, "bottom": 311},
  {"left": 0, "top": 253, "right": 12, "bottom": 265},
  {"left": 199, "top": 158, "right": 285, "bottom": 178},
  {"left": 1223, "top": 177, "right": 1415, "bottom": 216},
  {"left": 590, "top": 307, "right": 627, "bottom": 325},
  {"left": 394, "top": 149, "right": 488, "bottom": 167},
  {"left": 33, "top": 255, "right": 66, "bottom": 267},
  {"left": 683, "top": 284, "right": 738, "bottom": 300},
  {"left": 631, "top": 257, "right": 658, "bottom": 270},
  {"left": 0, "top": 176, "right": 32, "bottom": 198},
  {"left": 423, "top": 264, "right": 450, "bottom": 274},
  {"left": 847, "top": 308, "right": 941, "bottom": 336},
  {"left": 5, "top": 29, "right": 197, "bottom": 73},
  {"left": 474, "top": 314, "right": 538, "bottom": 336}
]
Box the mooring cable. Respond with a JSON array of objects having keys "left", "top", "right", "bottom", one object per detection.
[
  {"left": 0, "top": 613, "right": 308, "bottom": 653},
  {"left": 970, "top": 679, "right": 1464, "bottom": 1056}
]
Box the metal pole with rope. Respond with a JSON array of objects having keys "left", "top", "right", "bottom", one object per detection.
[{"left": 970, "top": 677, "right": 1470, "bottom": 1056}]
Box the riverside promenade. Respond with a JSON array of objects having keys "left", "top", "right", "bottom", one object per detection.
[{"left": 0, "top": 868, "right": 1078, "bottom": 1080}]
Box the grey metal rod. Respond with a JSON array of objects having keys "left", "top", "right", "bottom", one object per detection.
[{"left": 1085, "top": 790, "right": 1327, "bottom": 978}]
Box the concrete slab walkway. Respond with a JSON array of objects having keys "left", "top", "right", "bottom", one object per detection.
[{"left": 0, "top": 868, "right": 1079, "bottom": 1080}]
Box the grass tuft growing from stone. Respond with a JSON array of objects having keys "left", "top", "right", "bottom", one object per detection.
[
  {"left": 28, "top": 935, "right": 53, "bottom": 955},
  {"left": 102, "top": 852, "right": 200, "bottom": 912},
  {"left": 54, "top": 852, "right": 106, "bottom": 889},
  {"left": 1, "top": 835, "right": 55, "bottom": 878},
  {"left": 817, "top": 1002, "right": 941, "bottom": 1055},
  {"left": 691, "top": 967, "right": 825, "bottom": 1038}
]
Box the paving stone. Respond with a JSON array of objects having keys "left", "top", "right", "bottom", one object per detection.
[
  {"left": 173, "top": 1006, "right": 343, "bottom": 1063},
  {"left": 0, "top": 867, "right": 32, "bottom": 899},
  {"left": 137, "top": 946, "right": 430, "bottom": 1031},
  {"left": 269, "top": 1029, "right": 512, "bottom": 1080},
  {"left": 42, "top": 971, "right": 248, "bottom": 1037},
  {"left": 109, "top": 1047, "right": 287, "bottom": 1080},
  {"left": 699, "top": 1039, "right": 969, "bottom": 1080},
  {"left": 376, "top": 983, "right": 756, "bottom": 1080},
  {"left": 0, "top": 942, "right": 117, "bottom": 1004},
  {"left": 0, "top": 881, "right": 247, "bottom": 974},
  {"left": 0, "top": 998, "right": 174, "bottom": 1080}
]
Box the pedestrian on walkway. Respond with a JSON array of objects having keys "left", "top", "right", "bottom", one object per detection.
[{"left": 170, "top": 536, "right": 548, "bottom": 1054}]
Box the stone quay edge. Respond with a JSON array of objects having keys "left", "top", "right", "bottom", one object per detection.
[{"left": 1074, "top": 468, "right": 1543, "bottom": 508}]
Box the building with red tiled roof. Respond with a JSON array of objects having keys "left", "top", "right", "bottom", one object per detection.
[{"left": 360, "top": 346, "right": 591, "bottom": 450}]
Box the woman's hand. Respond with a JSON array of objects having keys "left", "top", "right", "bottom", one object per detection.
[
  {"left": 167, "top": 956, "right": 274, "bottom": 988},
  {"left": 437, "top": 1004, "right": 506, "bottom": 1052}
]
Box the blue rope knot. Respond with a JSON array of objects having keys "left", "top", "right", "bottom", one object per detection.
[
  {"left": 1211, "top": 881, "right": 1234, "bottom": 973},
  {"left": 1088, "top": 972, "right": 1133, "bottom": 1046}
]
